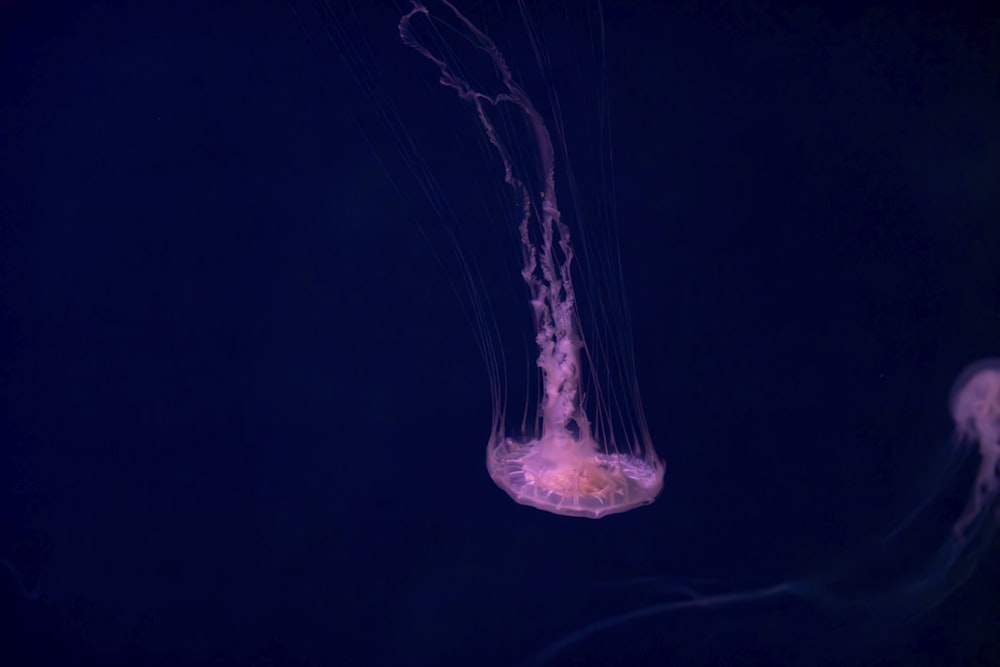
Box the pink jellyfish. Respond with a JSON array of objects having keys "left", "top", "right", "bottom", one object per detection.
[
  {"left": 399, "top": 1, "right": 664, "bottom": 518},
  {"left": 949, "top": 358, "right": 1000, "bottom": 541}
]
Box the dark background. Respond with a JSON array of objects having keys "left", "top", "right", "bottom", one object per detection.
[{"left": 2, "top": 1, "right": 999, "bottom": 665}]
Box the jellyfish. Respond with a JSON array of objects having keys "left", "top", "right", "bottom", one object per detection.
[
  {"left": 398, "top": 1, "right": 664, "bottom": 518},
  {"left": 949, "top": 358, "right": 1000, "bottom": 542}
]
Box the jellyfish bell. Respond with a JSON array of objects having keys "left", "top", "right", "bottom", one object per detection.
[
  {"left": 949, "top": 358, "right": 1000, "bottom": 442},
  {"left": 488, "top": 432, "right": 664, "bottom": 519}
]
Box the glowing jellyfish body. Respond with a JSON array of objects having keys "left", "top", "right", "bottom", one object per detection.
[
  {"left": 399, "top": 2, "right": 664, "bottom": 518},
  {"left": 949, "top": 358, "right": 1000, "bottom": 540}
]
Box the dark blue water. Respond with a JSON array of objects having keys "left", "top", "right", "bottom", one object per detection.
[{"left": 2, "top": 1, "right": 998, "bottom": 665}]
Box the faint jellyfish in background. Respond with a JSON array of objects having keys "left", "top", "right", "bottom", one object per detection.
[
  {"left": 949, "top": 358, "right": 1000, "bottom": 541},
  {"left": 399, "top": 1, "right": 664, "bottom": 518}
]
